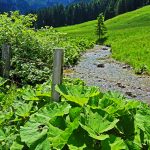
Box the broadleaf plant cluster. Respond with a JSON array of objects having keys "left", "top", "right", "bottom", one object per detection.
[
  {"left": 0, "top": 12, "right": 94, "bottom": 85},
  {"left": 0, "top": 77, "right": 150, "bottom": 150}
]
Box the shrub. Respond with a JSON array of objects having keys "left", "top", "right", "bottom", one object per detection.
[{"left": 0, "top": 12, "right": 94, "bottom": 85}]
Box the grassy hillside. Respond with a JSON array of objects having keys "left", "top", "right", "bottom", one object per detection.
[
  {"left": 58, "top": 20, "right": 97, "bottom": 42},
  {"left": 57, "top": 5, "right": 150, "bottom": 74}
]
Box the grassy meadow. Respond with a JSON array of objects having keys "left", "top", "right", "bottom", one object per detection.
[{"left": 57, "top": 5, "right": 150, "bottom": 74}]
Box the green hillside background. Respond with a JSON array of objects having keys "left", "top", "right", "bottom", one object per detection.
[{"left": 58, "top": 5, "right": 150, "bottom": 74}]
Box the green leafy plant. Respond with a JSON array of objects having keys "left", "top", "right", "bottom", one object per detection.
[
  {"left": 0, "top": 78, "right": 150, "bottom": 150},
  {"left": 0, "top": 12, "right": 94, "bottom": 85}
]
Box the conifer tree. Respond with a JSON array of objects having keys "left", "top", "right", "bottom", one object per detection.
[{"left": 96, "top": 13, "right": 107, "bottom": 44}]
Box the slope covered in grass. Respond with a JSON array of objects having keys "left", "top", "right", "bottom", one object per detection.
[
  {"left": 57, "top": 5, "right": 150, "bottom": 74},
  {"left": 58, "top": 19, "right": 97, "bottom": 41}
]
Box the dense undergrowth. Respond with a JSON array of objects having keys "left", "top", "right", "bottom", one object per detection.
[
  {"left": 58, "top": 5, "right": 150, "bottom": 74},
  {"left": 0, "top": 77, "right": 150, "bottom": 150},
  {"left": 0, "top": 12, "right": 94, "bottom": 85}
]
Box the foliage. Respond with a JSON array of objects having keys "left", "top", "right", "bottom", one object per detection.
[
  {"left": 0, "top": 77, "right": 150, "bottom": 150},
  {"left": 96, "top": 13, "right": 107, "bottom": 44},
  {"left": 58, "top": 5, "right": 150, "bottom": 74},
  {"left": 0, "top": 0, "right": 150, "bottom": 28},
  {"left": 0, "top": 12, "right": 93, "bottom": 85},
  {"left": 35, "top": 0, "right": 150, "bottom": 28}
]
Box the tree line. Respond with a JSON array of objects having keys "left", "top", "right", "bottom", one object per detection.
[{"left": 35, "top": 0, "right": 150, "bottom": 28}]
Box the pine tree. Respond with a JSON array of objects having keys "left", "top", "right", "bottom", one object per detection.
[{"left": 96, "top": 13, "right": 107, "bottom": 44}]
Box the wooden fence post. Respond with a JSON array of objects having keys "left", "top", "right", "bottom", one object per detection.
[
  {"left": 1, "top": 44, "right": 11, "bottom": 78},
  {"left": 52, "top": 48, "right": 64, "bottom": 102}
]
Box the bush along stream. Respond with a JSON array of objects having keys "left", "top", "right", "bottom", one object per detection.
[
  {"left": 65, "top": 45, "right": 150, "bottom": 104},
  {"left": 0, "top": 77, "right": 150, "bottom": 150},
  {"left": 0, "top": 12, "right": 94, "bottom": 85}
]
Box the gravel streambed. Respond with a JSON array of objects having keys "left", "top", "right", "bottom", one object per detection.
[{"left": 64, "top": 45, "right": 150, "bottom": 104}]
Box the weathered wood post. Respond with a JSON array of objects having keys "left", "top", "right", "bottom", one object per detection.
[
  {"left": 52, "top": 48, "right": 64, "bottom": 102},
  {"left": 1, "top": 44, "right": 11, "bottom": 78}
]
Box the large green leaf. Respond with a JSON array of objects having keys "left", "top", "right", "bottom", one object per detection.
[
  {"left": 124, "top": 100, "right": 141, "bottom": 110},
  {"left": 56, "top": 84, "right": 100, "bottom": 106},
  {"left": 97, "top": 93, "right": 128, "bottom": 117},
  {"left": 68, "top": 144, "right": 86, "bottom": 150},
  {"left": 47, "top": 123, "right": 63, "bottom": 138},
  {"left": 0, "top": 110, "right": 13, "bottom": 125},
  {"left": 49, "top": 118, "right": 80, "bottom": 149},
  {"left": 21, "top": 118, "right": 77, "bottom": 150},
  {"left": 80, "top": 107, "right": 119, "bottom": 140},
  {"left": 134, "top": 109, "right": 150, "bottom": 146},
  {"left": 116, "top": 114, "right": 135, "bottom": 139},
  {"left": 29, "top": 102, "right": 71, "bottom": 124},
  {"left": 67, "top": 126, "right": 103, "bottom": 150},
  {"left": 98, "top": 92, "right": 141, "bottom": 118},
  {"left": 15, "top": 101, "right": 33, "bottom": 117},
  {"left": 10, "top": 141, "right": 24, "bottom": 150},
  {"left": 67, "top": 126, "right": 95, "bottom": 150},
  {"left": 39, "top": 102, "right": 71, "bottom": 118},
  {"left": 133, "top": 127, "right": 142, "bottom": 148},
  {"left": 22, "top": 87, "right": 39, "bottom": 101},
  {"left": 101, "top": 135, "right": 128, "bottom": 150},
  {"left": 87, "top": 132, "right": 109, "bottom": 141},
  {"left": 69, "top": 107, "right": 82, "bottom": 121},
  {"left": 34, "top": 139, "right": 51, "bottom": 150},
  {"left": 125, "top": 140, "right": 141, "bottom": 150},
  {"left": 20, "top": 122, "right": 49, "bottom": 148},
  {"left": 20, "top": 101, "right": 71, "bottom": 149},
  {"left": 35, "top": 82, "right": 51, "bottom": 97}
]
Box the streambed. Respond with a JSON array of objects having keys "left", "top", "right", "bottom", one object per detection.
[{"left": 64, "top": 45, "right": 150, "bottom": 104}]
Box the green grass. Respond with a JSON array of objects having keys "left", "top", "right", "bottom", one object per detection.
[
  {"left": 58, "top": 20, "right": 97, "bottom": 42},
  {"left": 57, "top": 5, "right": 150, "bottom": 74}
]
